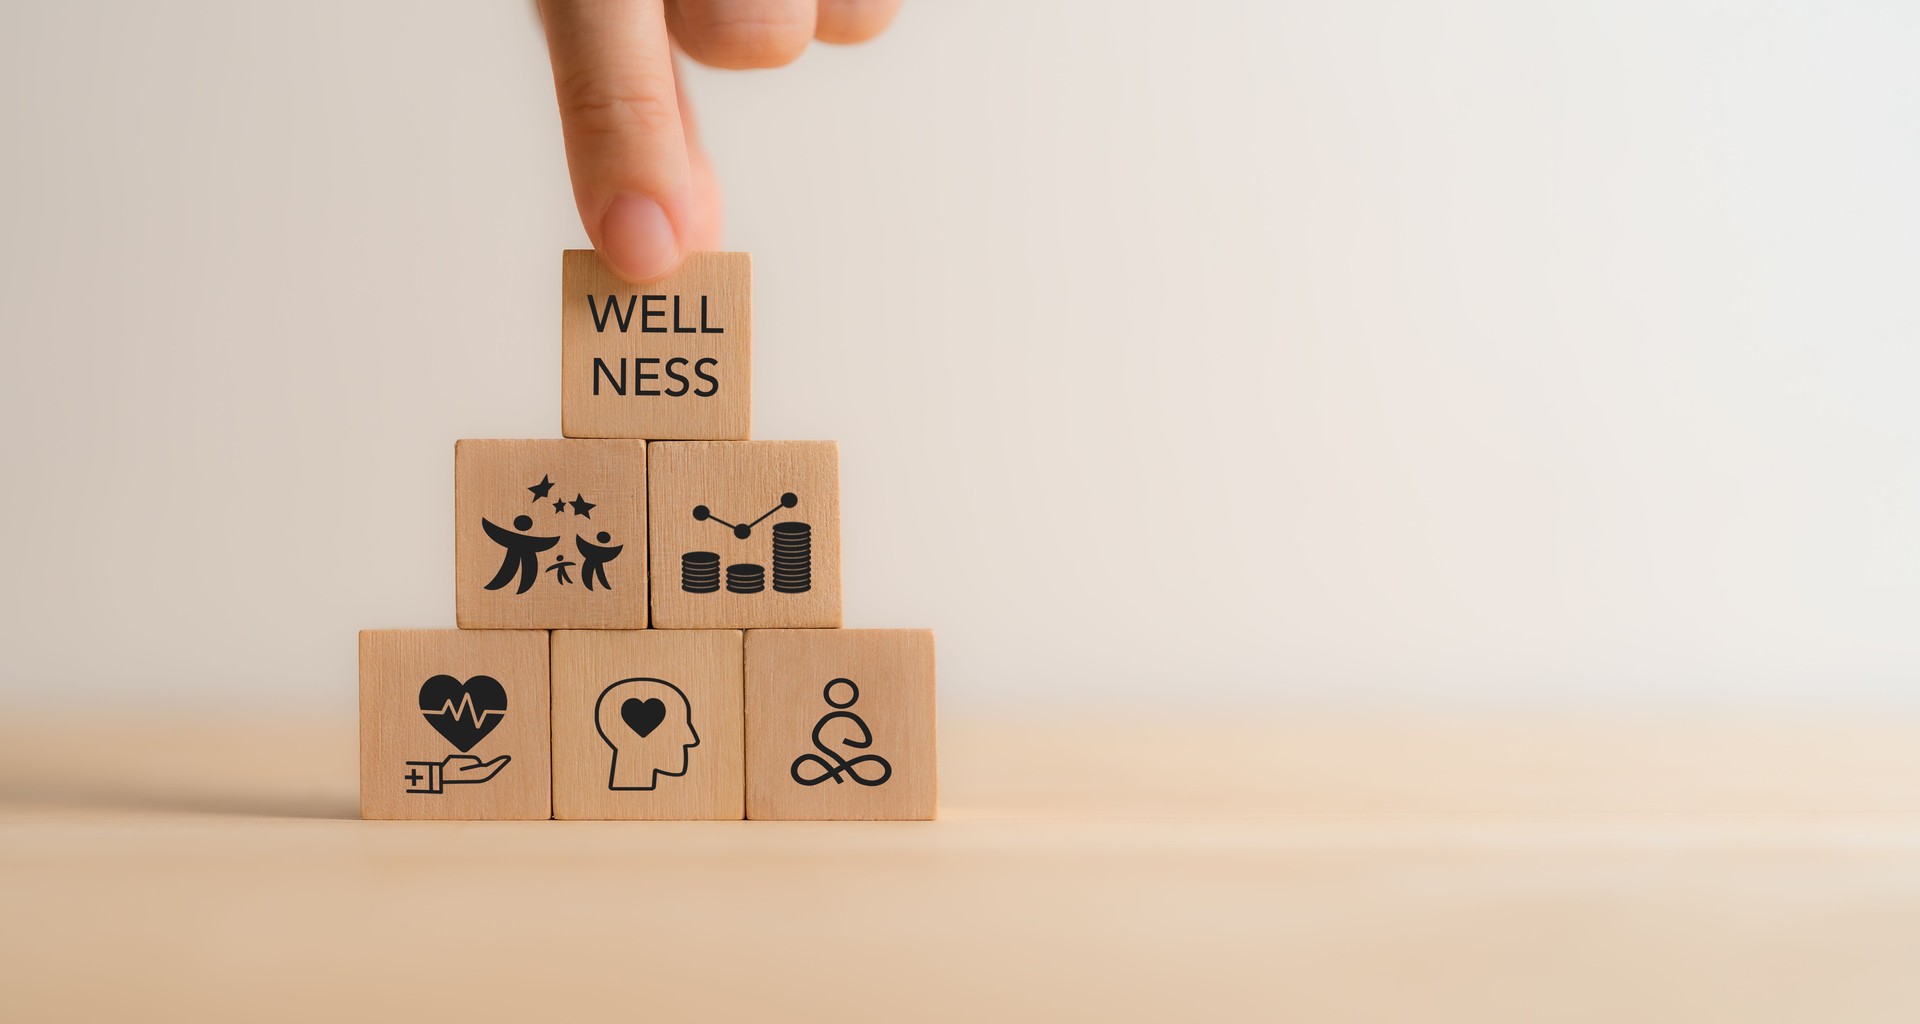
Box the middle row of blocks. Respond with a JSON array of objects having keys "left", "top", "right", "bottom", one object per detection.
[{"left": 454, "top": 438, "right": 841, "bottom": 630}]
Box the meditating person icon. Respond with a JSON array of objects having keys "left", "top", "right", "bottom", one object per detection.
[
  {"left": 790, "top": 678, "right": 892, "bottom": 787},
  {"left": 545, "top": 552, "right": 577, "bottom": 586},
  {"left": 575, "top": 531, "right": 624, "bottom": 591},
  {"left": 481, "top": 515, "right": 560, "bottom": 594}
]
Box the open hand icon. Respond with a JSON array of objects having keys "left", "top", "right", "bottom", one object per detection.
[{"left": 404, "top": 754, "right": 511, "bottom": 795}]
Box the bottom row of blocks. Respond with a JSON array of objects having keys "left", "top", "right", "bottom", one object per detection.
[{"left": 358, "top": 628, "right": 935, "bottom": 820}]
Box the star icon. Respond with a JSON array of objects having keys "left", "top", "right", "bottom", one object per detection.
[
  {"left": 569, "top": 495, "right": 596, "bottom": 518},
  {"left": 553, "top": 499, "right": 566, "bottom": 513},
  {"left": 529, "top": 475, "right": 555, "bottom": 501}
]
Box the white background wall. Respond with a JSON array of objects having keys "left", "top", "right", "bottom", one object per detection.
[{"left": 1, "top": 1, "right": 1915, "bottom": 713}]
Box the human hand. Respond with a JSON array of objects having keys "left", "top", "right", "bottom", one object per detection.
[
  {"left": 536, "top": 0, "right": 902, "bottom": 282},
  {"left": 405, "top": 754, "right": 512, "bottom": 794}
]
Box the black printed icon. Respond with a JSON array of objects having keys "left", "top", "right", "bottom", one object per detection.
[
  {"left": 595, "top": 678, "right": 699, "bottom": 790},
  {"left": 680, "top": 551, "right": 721, "bottom": 593},
  {"left": 408, "top": 674, "right": 511, "bottom": 795},
  {"left": 693, "top": 492, "right": 797, "bottom": 540},
  {"left": 483, "top": 515, "right": 559, "bottom": 594},
  {"left": 790, "top": 678, "right": 891, "bottom": 787},
  {"left": 680, "top": 492, "right": 811, "bottom": 594},
  {"left": 482, "top": 475, "right": 622, "bottom": 594},
  {"left": 766, "top": 522, "right": 812, "bottom": 593},
  {"left": 404, "top": 753, "right": 511, "bottom": 794},
  {"left": 577, "top": 532, "right": 623, "bottom": 591},
  {"left": 418, "top": 674, "right": 508, "bottom": 752}
]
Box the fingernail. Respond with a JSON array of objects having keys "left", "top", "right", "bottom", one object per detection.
[{"left": 598, "top": 192, "right": 680, "bottom": 281}]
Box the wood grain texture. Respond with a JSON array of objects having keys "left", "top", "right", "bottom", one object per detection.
[
  {"left": 358, "top": 629, "right": 550, "bottom": 820},
  {"left": 648, "top": 441, "right": 842, "bottom": 629},
  {"left": 550, "top": 630, "right": 745, "bottom": 820},
  {"left": 745, "top": 629, "right": 936, "bottom": 820},
  {"left": 561, "top": 250, "right": 751, "bottom": 440},
  {"left": 455, "top": 438, "right": 647, "bottom": 629}
]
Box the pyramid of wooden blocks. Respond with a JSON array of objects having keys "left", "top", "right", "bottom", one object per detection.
[{"left": 360, "top": 252, "right": 937, "bottom": 821}]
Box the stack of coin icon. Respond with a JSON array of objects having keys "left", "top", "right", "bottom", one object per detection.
[
  {"left": 680, "top": 551, "right": 721, "bottom": 593},
  {"left": 771, "top": 521, "right": 813, "bottom": 593},
  {"left": 725, "top": 562, "right": 766, "bottom": 594}
]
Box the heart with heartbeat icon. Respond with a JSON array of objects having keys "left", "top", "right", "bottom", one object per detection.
[{"left": 418, "top": 674, "right": 509, "bottom": 752}]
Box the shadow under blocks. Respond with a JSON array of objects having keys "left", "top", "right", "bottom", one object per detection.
[{"left": 357, "top": 250, "right": 936, "bottom": 820}]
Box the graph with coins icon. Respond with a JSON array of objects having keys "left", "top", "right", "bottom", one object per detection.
[{"left": 680, "top": 491, "right": 813, "bottom": 595}]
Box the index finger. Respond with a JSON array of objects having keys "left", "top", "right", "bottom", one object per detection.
[{"left": 538, "top": 0, "right": 691, "bottom": 281}]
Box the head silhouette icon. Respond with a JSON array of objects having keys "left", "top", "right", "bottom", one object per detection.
[{"left": 595, "top": 678, "right": 699, "bottom": 790}]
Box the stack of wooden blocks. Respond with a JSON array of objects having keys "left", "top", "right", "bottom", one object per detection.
[{"left": 359, "top": 252, "right": 936, "bottom": 821}]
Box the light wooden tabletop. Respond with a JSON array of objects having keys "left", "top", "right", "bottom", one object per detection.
[{"left": 4, "top": 711, "right": 1919, "bottom": 1022}]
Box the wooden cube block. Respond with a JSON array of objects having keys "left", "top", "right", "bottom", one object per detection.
[
  {"left": 359, "top": 629, "right": 551, "bottom": 820},
  {"left": 455, "top": 439, "right": 647, "bottom": 629},
  {"left": 744, "top": 629, "right": 936, "bottom": 820},
  {"left": 550, "top": 630, "right": 745, "bottom": 820},
  {"left": 648, "top": 441, "right": 842, "bottom": 629},
  {"left": 561, "top": 250, "right": 751, "bottom": 440}
]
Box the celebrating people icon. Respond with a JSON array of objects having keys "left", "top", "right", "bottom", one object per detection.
[
  {"left": 575, "top": 532, "right": 623, "bottom": 591},
  {"left": 545, "top": 552, "right": 577, "bottom": 586},
  {"left": 790, "top": 678, "right": 892, "bottom": 787},
  {"left": 482, "top": 515, "right": 560, "bottom": 594}
]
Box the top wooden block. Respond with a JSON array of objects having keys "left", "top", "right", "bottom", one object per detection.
[{"left": 561, "top": 250, "right": 751, "bottom": 440}]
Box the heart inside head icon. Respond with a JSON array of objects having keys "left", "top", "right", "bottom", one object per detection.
[
  {"left": 595, "top": 678, "right": 699, "bottom": 790},
  {"left": 418, "top": 674, "right": 509, "bottom": 752}
]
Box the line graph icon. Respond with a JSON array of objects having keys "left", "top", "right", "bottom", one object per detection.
[
  {"left": 692, "top": 492, "right": 798, "bottom": 539},
  {"left": 682, "top": 492, "right": 812, "bottom": 595},
  {"left": 417, "top": 673, "right": 509, "bottom": 752}
]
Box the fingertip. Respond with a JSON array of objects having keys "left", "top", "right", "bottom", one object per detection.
[
  {"left": 668, "top": 0, "right": 815, "bottom": 70},
  {"left": 597, "top": 191, "right": 683, "bottom": 281},
  {"left": 816, "top": 0, "right": 901, "bottom": 45}
]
